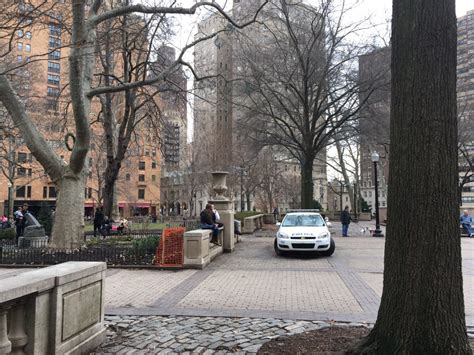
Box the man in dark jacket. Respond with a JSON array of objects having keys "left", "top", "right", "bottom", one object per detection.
[
  {"left": 340, "top": 206, "right": 351, "bottom": 237},
  {"left": 200, "top": 203, "right": 220, "bottom": 245},
  {"left": 93, "top": 208, "right": 104, "bottom": 238}
]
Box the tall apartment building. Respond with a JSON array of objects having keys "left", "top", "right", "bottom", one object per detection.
[
  {"left": 358, "top": 9, "right": 474, "bottom": 212},
  {"left": 148, "top": 46, "right": 190, "bottom": 215},
  {"left": 193, "top": 0, "right": 328, "bottom": 211},
  {"left": 0, "top": 0, "right": 161, "bottom": 217}
]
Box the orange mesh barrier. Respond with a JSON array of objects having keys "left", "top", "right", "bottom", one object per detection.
[{"left": 154, "top": 227, "right": 185, "bottom": 267}]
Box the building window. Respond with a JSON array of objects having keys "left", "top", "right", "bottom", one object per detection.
[
  {"left": 48, "top": 50, "right": 60, "bottom": 60},
  {"left": 17, "top": 152, "right": 27, "bottom": 163},
  {"left": 25, "top": 44, "right": 31, "bottom": 52},
  {"left": 138, "top": 174, "right": 145, "bottom": 182},
  {"left": 152, "top": 175, "right": 156, "bottom": 182},
  {"left": 47, "top": 74, "right": 60, "bottom": 86},
  {"left": 152, "top": 162, "right": 156, "bottom": 169},
  {"left": 46, "top": 99, "right": 59, "bottom": 111},
  {"left": 27, "top": 186, "right": 31, "bottom": 198},
  {"left": 47, "top": 87, "right": 60, "bottom": 97},
  {"left": 28, "top": 168, "right": 32, "bottom": 176},
  {"left": 126, "top": 173, "right": 130, "bottom": 181},
  {"left": 49, "top": 186, "right": 57, "bottom": 198},
  {"left": 381, "top": 201, "right": 386, "bottom": 207},
  {"left": 145, "top": 150, "right": 149, "bottom": 156},
  {"left": 49, "top": 23, "right": 61, "bottom": 36},
  {"left": 48, "top": 61, "right": 60, "bottom": 73},
  {"left": 43, "top": 186, "right": 47, "bottom": 198},
  {"left": 17, "top": 55, "right": 22, "bottom": 62},
  {"left": 16, "top": 186, "right": 25, "bottom": 198},
  {"left": 369, "top": 191, "right": 372, "bottom": 197},
  {"left": 17, "top": 167, "right": 26, "bottom": 176},
  {"left": 17, "top": 42, "right": 23, "bottom": 51},
  {"left": 87, "top": 188, "right": 92, "bottom": 199},
  {"left": 48, "top": 36, "right": 61, "bottom": 48},
  {"left": 138, "top": 189, "right": 145, "bottom": 199},
  {"left": 17, "top": 30, "right": 23, "bottom": 37},
  {"left": 25, "top": 31, "right": 31, "bottom": 39},
  {"left": 139, "top": 161, "right": 145, "bottom": 170}
]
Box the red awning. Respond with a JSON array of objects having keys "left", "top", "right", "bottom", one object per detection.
[
  {"left": 84, "top": 202, "right": 94, "bottom": 208},
  {"left": 133, "top": 203, "right": 150, "bottom": 208}
]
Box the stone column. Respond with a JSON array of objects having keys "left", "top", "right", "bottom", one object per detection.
[{"left": 209, "top": 172, "right": 235, "bottom": 253}]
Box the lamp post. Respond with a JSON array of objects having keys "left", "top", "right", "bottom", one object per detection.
[
  {"left": 371, "top": 151, "right": 384, "bottom": 237},
  {"left": 7, "top": 182, "right": 12, "bottom": 218}
]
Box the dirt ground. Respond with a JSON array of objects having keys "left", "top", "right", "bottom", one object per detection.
[{"left": 258, "top": 326, "right": 474, "bottom": 354}]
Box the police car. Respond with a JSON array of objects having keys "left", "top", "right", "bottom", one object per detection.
[{"left": 274, "top": 210, "right": 335, "bottom": 256}]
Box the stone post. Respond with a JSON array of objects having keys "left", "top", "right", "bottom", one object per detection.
[{"left": 209, "top": 171, "right": 235, "bottom": 253}]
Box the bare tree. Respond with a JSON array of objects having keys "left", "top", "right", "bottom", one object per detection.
[
  {"left": 0, "top": 0, "right": 268, "bottom": 247},
  {"left": 233, "top": 0, "right": 377, "bottom": 208}
]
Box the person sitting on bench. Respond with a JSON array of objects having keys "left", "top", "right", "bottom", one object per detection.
[
  {"left": 200, "top": 203, "right": 220, "bottom": 245},
  {"left": 460, "top": 209, "right": 473, "bottom": 237}
]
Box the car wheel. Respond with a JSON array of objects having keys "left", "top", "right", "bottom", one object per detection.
[
  {"left": 321, "top": 238, "right": 336, "bottom": 257},
  {"left": 274, "top": 239, "right": 285, "bottom": 256}
]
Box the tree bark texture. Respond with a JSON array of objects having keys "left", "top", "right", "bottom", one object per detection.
[
  {"left": 353, "top": 0, "right": 471, "bottom": 353},
  {"left": 301, "top": 157, "right": 314, "bottom": 209},
  {"left": 49, "top": 169, "right": 86, "bottom": 248}
]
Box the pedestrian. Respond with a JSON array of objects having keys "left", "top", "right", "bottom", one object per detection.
[
  {"left": 340, "top": 206, "right": 351, "bottom": 237},
  {"left": 14, "top": 207, "right": 23, "bottom": 239},
  {"left": 200, "top": 203, "right": 220, "bottom": 245},
  {"left": 93, "top": 207, "right": 104, "bottom": 238},
  {"left": 18, "top": 204, "right": 29, "bottom": 237},
  {"left": 273, "top": 207, "right": 279, "bottom": 223},
  {"left": 460, "top": 209, "right": 473, "bottom": 237}
]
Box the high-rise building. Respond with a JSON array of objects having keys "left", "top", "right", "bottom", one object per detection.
[
  {"left": 358, "top": 9, "right": 474, "bottom": 213},
  {"left": 0, "top": 0, "right": 161, "bottom": 217},
  {"left": 192, "top": 0, "right": 328, "bottom": 211}
]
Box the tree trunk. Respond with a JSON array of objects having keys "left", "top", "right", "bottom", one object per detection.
[
  {"left": 353, "top": 0, "right": 471, "bottom": 353},
  {"left": 301, "top": 156, "right": 314, "bottom": 209},
  {"left": 49, "top": 170, "right": 86, "bottom": 249}
]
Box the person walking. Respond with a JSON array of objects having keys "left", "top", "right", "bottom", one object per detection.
[
  {"left": 273, "top": 207, "right": 279, "bottom": 223},
  {"left": 14, "top": 207, "right": 23, "bottom": 240},
  {"left": 340, "top": 206, "right": 352, "bottom": 237},
  {"left": 460, "top": 209, "right": 473, "bottom": 237},
  {"left": 93, "top": 208, "right": 104, "bottom": 238}
]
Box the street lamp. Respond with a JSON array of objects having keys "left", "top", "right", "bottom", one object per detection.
[
  {"left": 7, "top": 182, "right": 12, "bottom": 218},
  {"left": 371, "top": 151, "right": 384, "bottom": 237}
]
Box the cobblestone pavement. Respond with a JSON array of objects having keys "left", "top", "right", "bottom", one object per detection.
[{"left": 93, "top": 315, "right": 374, "bottom": 354}]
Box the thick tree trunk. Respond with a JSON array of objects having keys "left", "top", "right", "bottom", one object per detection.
[
  {"left": 353, "top": 1, "right": 471, "bottom": 353},
  {"left": 301, "top": 157, "right": 314, "bottom": 209},
  {"left": 49, "top": 170, "right": 86, "bottom": 248}
]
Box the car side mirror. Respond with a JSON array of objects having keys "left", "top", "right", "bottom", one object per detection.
[
  {"left": 276, "top": 222, "right": 281, "bottom": 226},
  {"left": 326, "top": 222, "right": 332, "bottom": 227}
]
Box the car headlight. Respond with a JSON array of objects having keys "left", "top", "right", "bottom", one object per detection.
[
  {"left": 278, "top": 232, "right": 289, "bottom": 239},
  {"left": 318, "top": 233, "right": 329, "bottom": 239}
]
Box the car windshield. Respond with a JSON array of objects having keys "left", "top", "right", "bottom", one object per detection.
[{"left": 282, "top": 214, "right": 325, "bottom": 227}]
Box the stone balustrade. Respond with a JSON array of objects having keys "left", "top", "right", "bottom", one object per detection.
[
  {"left": 0, "top": 262, "right": 106, "bottom": 354},
  {"left": 242, "top": 214, "right": 265, "bottom": 234}
]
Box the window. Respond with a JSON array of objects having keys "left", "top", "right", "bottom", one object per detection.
[
  {"left": 381, "top": 201, "right": 386, "bottom": 207},
  {"left": 152, "top": 175, "right": 156, "bottom": 182},
  {"left": 46, "top": 99, "right": 58, "bottom": 111},
  {"left": 48, "top": 50, "right": 60, "bottom": 60},
  {"left": 28, "top": 169, "right": 32, "bottom": 176},
  {"left": 126, "top": 174, "right": 130, "bottom": 181},
  {"left": 152, "top": 162, "right": 157, "bottom": 169},
  {"left": 145, "top": 150, "right": 149, "bottom": 156},
  {"left": 49, "top": 23, "right": 61, "bottom": 36},
  {"left": 138, "top": 189, "right": 145, "bottom": 199},
  {"left": 17, "top": 30, "right": 23, "bottom": 37},
  {"left": 48, "top": 36, "right": 61, "bottom": 48},
  {"left": 138, "top": 174, "right": 145, "bottom": 182},
  {"left": 17, "top": 55, "right": 22, "bottom": 62},
  {"left": 48, "top": 61, "right": 60, "bottom": 73},
  {"left": 25, "top": 44, "right": 31, "bottom": 52},
  {"left": 369, "top": 191, "right": 372, "bottom": 197},
  {"left": 17, "top": 168, "right": 26, "bottom": 176},
  {"left": 43, "top": 186, "right": 47, "bottom": 198},
  {"left": 139, "top": 161, "right": 145, "bottom": 170},
  {"left": 16, "top": 186, "right": 25, "bottom": 198},
  {"left": 47, "top": 87, "right": 60, "bottom": 97},
  {"left": 49, "top": 186, "right": 57, "bottom": 198},
  {"left": 27, "top": 186, "right": 31, "bottom": 198},
  {"left": 48, "top": 74, "right": 60, "bottom": 86},
  {"left": 17, "top": 152, "right": 27, "bottom": 163},
  {"left": 25, "top": 31, "right": 31, "bottom": 39},
  {"left": 363, "top": 191, "right": 367, "bottom": 197},
  {"left": 87, "top": 188, "right": 92, "bottom": 199},
  {"left": 17, "top": 42, "right": 23, "bottom": 51}
]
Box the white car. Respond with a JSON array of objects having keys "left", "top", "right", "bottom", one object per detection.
[{"left": 274, "top": 211, "right": 335, "bottom": 256}]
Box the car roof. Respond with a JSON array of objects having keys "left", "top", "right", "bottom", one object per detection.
[{"left": 285, "top": 212, "right": 322, "bottom": 216}]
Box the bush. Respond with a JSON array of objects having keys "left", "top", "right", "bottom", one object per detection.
[
  {"left": 0, "top": 228, "right": 16, "bottom": 240},
  {"left": 311, "top": 200, "right": 323, "bottom": 211},
  {"left": 132, "top": 236, "right": 160, "bottom": 254},
  {"left": 234, "top": 211, "right": 262, "bottom": 222}
]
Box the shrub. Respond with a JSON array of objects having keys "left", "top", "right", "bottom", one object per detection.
[
  {"left": 132, "top": 236, "right": 160, "bottom": 254},
  {"left": 0, "top": 228, "right": 16, "bottom": 240}
]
